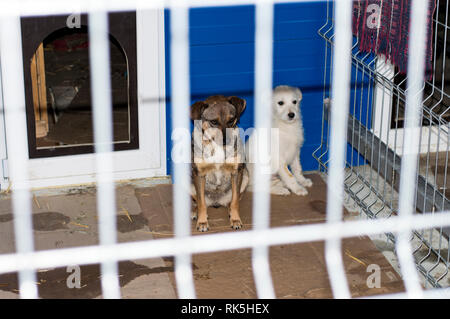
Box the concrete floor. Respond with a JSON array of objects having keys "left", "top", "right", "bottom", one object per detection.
[
  {"left": 0, "top": 173, "right": 405, "bottom": 298},
  {"left": 0, "top": 180, "right": 176, "bottom": 299}
]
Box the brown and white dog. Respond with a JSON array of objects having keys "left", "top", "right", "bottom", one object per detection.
[{"left": 190, "top": 95, "right": 249, "bottom": 232}]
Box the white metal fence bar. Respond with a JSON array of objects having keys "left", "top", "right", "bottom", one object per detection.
[
  {"left": 0, "top": 14, "right": 38, "bottom": 299},
  {"left": 325, "top": 0, "right": 352, "bottom": 298},
  {"left": 367, "top": 287, "right": 450, "bottom": 299},
  {"left": 395, "top": 0, "right": 431, "bottom": 298},
  {"left": 0, "top": 0, "right": 331, "bottom": 17},
  {"left": 252, "top": 1, "right": 276, "bottom": 299},
  {"left": 88, "top": 5, "right": 121, "bottom": 299},
  {"left": 170, "top": 1, "right": 196, "bottom": 299},
  {"left": 0, "top": 212, "right": 448, "bottom": 275}
]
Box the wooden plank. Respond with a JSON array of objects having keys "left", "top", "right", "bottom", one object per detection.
[
  {"left": 36, "top": 43, "right": 48, "bottom": 132},
  {"left": 30, "top": 47, "right": 39, "bottom": 118},
  {"left": 30, "top": 42, "right": 48, "bottom": 138}
]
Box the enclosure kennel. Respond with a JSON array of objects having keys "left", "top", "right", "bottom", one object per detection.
[
  {"left": 314, "top": 0, "right": 450, "bottom": 288},
  {"left": 0, "top": 0, "right": 449, "bottom": 299}
]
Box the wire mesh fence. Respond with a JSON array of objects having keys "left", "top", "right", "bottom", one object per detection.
[{"left": 314, "top": 0, "right": 450, "bottom": 289}]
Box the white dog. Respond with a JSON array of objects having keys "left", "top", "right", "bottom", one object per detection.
[{"left": 246, "top": 85, "right": 312, "bottom": 195}]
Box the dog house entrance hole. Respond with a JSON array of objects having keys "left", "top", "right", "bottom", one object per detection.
[{"left": 21, "top": 13, "right": 139, "bottom": 158}]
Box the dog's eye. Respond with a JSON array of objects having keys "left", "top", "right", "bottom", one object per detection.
[
  {"left": 228, "top": 120, "right": 235, "bottom": 126},
  {"left": 292, "top": 100, "right": 297, "bottom": 104},
  {"left": 278, "top": 101, "right": 284, "bottom": 106},
  {"left": 210, "top": 120, "right": 219, "bottom": 126}
]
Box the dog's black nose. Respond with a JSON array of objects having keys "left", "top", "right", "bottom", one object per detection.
[{"left": 288, "top": 112, "right": 295, "bottom": 119}]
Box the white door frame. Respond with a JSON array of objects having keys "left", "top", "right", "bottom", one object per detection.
[
  {"left": 372, "top": 57, "right": 448, "bottom": 156},
  {"left": 0, "top": 9, "right": 167, "bottom": 189}
]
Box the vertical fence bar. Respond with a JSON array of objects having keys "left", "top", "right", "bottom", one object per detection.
[
  {"left": 170, "top": 1, "right": 196, "bottom": 299},
  {"left": 0, "top": 14, "right": 38, "bottom": 299},
  {"left": 252, "top": 1, "right": 276, "bottom": 299},
  {"left": 395, "top": 0, "right": 430, "bottom": 298},
  {"left": 325, "top": 0, "right": 352, "bottom": 298},
  {"left": 88, "top": 6, "right": 121, "bottom": 299}
]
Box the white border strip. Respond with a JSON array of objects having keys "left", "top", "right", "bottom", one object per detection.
[{"left": 0, "top": 14, "right": 38, "bottom": 299}]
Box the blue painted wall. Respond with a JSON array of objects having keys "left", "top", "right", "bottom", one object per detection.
[{"left": 165, "top": 2, "right": 329, "bottom": 175}]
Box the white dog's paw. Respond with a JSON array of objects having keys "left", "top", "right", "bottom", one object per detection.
[
  {"left": 292, "top": 186, "right": 308, "bottom": 196},
  {"left": 271, "top": 186, "right": 291, "bottom": 196},
  {"left": 301, "top": 178, "right": 313, "bottom": 188},
  {"left": 191, "top": 211, "right": 198, "bottom": 220}
]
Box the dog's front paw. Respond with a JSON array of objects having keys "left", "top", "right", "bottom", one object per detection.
[
  {"left": 191, "top": 211, "right": 198, "bottom": 220},
  {"left": 230, "top": 218, "right": 243, "bottom": 230},
  {"left": 196, "top": 220, "right": 209, "bottom": 232},
  {"left": 302, "top": 178, "right": 313, "bottom": 188},
  {"left": 271, "top": 186, "right": 291, "bottom": 196},
  {"left": 229, "top": 209, "right": 243, "bottom": 230},
  {"left": 292, "top": 186, "right": 308, "bottom": 196}
]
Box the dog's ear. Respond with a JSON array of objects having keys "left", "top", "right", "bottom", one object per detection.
[
  {"left": 295, "top": 87, "right": 303, "bottom": 101},
  {"left": 190, "top": 101, "right": 208, "bottom": 120},
  {"left": 228, "top": 96, "right": 246, "bottom": 119}
]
